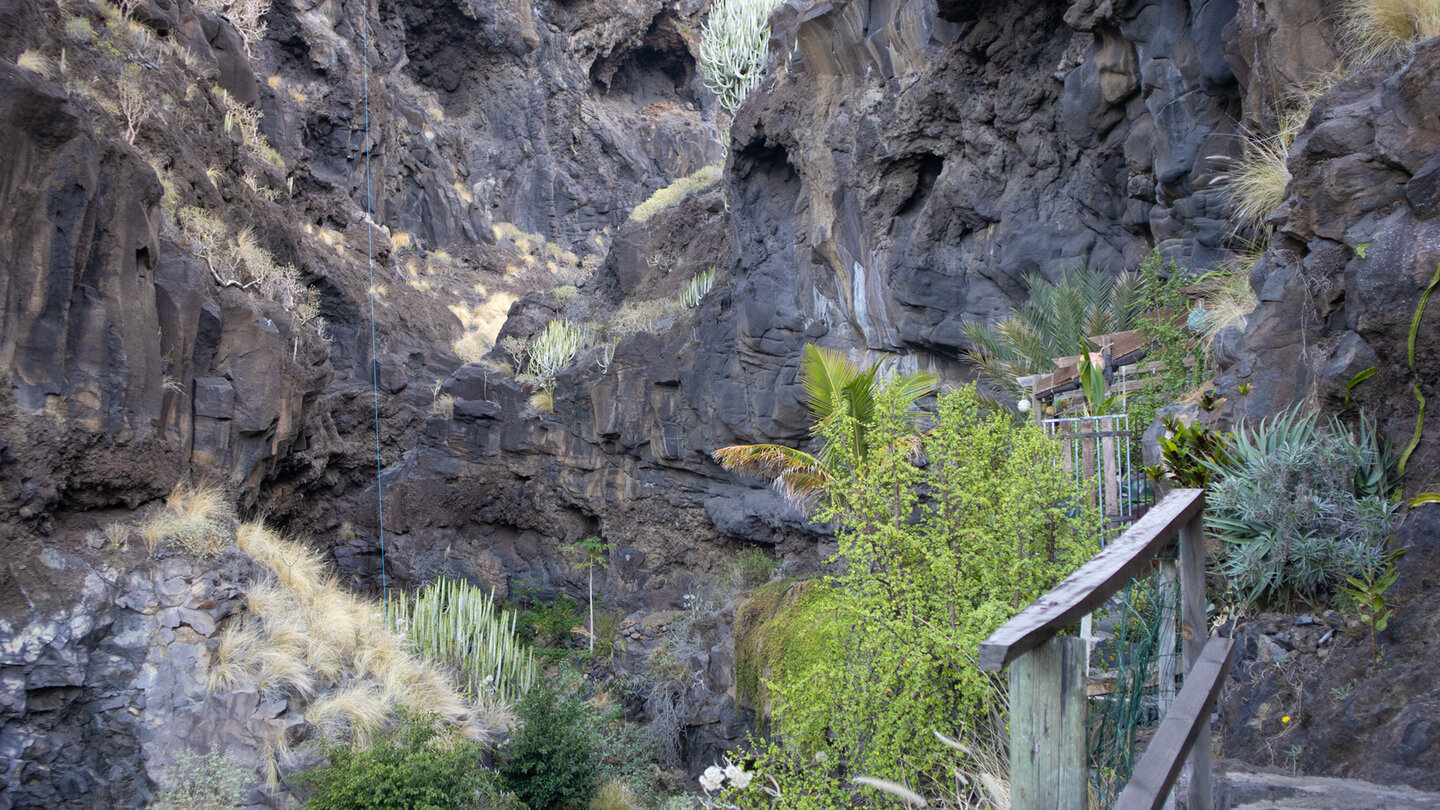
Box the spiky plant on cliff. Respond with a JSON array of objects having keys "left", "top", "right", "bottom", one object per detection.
[{"left": 699, "top": 0, "right": 785, "bottom": 117}]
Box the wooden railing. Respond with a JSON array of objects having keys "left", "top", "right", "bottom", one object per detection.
[{"left": 978, "top": 489, "right": 1233, "bottom": 810}]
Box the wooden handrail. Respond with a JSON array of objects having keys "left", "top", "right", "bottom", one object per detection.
[
  {"left": 978, "top": 489, "right": 1204, "bottom": 671},
  {"left": 1113, "top": 636, "right": 1235, "bottom": 810},
  {"left": 981, "top": 488, "right": 1221, "bottom": 810}
]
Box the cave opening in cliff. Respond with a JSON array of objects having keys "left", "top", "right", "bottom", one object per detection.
[{"left": 590, "top": 44, "right": 699, "bottom": 108}]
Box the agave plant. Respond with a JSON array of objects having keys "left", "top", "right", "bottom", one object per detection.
[
  {"left": 963, "top": 266, "right": 1143, "bottom": 399},
  {"left": 1201, "top": 406, "right": 1400, "bottom": 607},
  {"left": 712, "top": 343, "right": 937, "bottom": 510}
]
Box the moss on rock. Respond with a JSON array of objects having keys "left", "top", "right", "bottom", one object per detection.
[{"left": 732, "top": 579, "right": 847, "bottom": 716}]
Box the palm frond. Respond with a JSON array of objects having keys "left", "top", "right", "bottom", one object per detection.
[
  {"left": 964, "top": 265, "right": 1142, "bottom": 395},
  {"left": 774, "top": 467, "right": 832, "bottom": 510},
  {"left": 713, "top": 444, "right": 823, "bottom": 480},
  {"left": 799, "top": 344, "right": 861, "bottom": 422}
]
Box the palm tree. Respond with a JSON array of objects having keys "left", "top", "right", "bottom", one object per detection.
[
  {"left": 712, "top": 344, "right": 937, "bottom": 510},
  {"left": 963, "top": 266, "right": 1142, "bottom": 399}
]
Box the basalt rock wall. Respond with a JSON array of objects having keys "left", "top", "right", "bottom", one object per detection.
[
  {"left": 5, "top": 0, "right": 1440, "bottom": 801},
  {"left": 358, "top": 0, "right": 1270, "bottom": 602}
]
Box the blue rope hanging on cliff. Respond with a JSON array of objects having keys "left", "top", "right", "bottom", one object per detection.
[{"left": 361, "top": 0, "right": 388, "bottom": 599}]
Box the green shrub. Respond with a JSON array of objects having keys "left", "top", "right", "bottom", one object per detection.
[
  {"left": 1130, "top": 250, "right": 1208, "bottom": 433},
  {"left": 1204, "top": 407, "right": 1400, "bottom": 607},
  {"left": 739, "top": 384, "right": 1102, "bottom": 803},
  {"left": 501, "top": 683, "right": 601, "bottom": 810},
  {"left": 731, "top": 546, "right": 780, "bottom": 589},
  {"left": 513, "top": 596, "right": 582, "bottom": 647},
  {"left": 1147, "top": 414, "right": 1232, "bottom": 489},
  {"left": 300, "top": 711, "right": 506, "bottom": 810},
  {"left": 732, "top": 580, "right": 845, "bottom": 712},
  {"left": 153, "top": 748, "right": 252, "bottom": 810}
]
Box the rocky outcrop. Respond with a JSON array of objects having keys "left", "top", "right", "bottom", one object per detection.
[
  {"left": 4, "top": 0, "right": 1440, "bottom": 797},
  {"left": 0, "top": 534, "right": 284, "bottom": 808},
  {"left": 320, "top": 0, "right": 1261, "bottom": 607},
  {"left": 1214, "top": 38, "right": 1440, "bottom": 487}
]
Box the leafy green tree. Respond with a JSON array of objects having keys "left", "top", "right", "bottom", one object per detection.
[
  {"left": 712, "top": 343, "right": 937, "bottom": 509},
  {"left": 734, "top": 384, "right": 1102, "bottom": 806},
  {"left": 501, "top": 682, "right": 601, "bottom": 810},
  {"left": 963, "top": 266, "right": 1143, "bottom": 399},
  {"left": 569, "top": 536, "right": 612, "bottom": 654}
]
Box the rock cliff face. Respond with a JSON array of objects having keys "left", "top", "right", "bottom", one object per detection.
[
  {"left": 348, "top": 0, "right": 1264, "bottom": 602},
  {"left": 1208, "top": 36, "right": 1440, "bottom": 790},
  {"left": 3, "top": 0, "right": 1440, "bottom": 802},
  {"left": 0, "top": 0, "right": 717, "bottom": 801}
]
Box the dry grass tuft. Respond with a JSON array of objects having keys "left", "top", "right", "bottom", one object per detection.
[
  {"left": 211, "top": 521, "right": 509, "bottom": 784},
  {"left": 610, "top": 299, "right": 680, "bottom": 336},
  {"left": 208, "top": 619, "right": 265, "bottom": 693},
  {"left": 590, "top": 780, "right": 639, "bottom": 810},
  {"left": 1194, "top": 270, "right": 1259, "bottom": 349},
  {"left": 138, "top": 483, "right": 235, "bottom": 558},
  {"left": 306, "top": 683, "right": 391, "bottom": 747},
  {"left": 237, "top": 523, "right": 326, "bottom": 599},
  {"left": 629, "top": 164, "right": 723, "bottom": 223},
  {"left": 449, "top": 295, "right": 515, "bottom": 365},
  {"left": 16, "top": 50, "right": 58, "bottom": 79},
  {"left": 528, "top": 388, "right": 554, "bottom": 413},
  {"left": 1217, "top": 128, "right": 1293, "bottom": 235},
  {"left": 1214, "top": 73, "right": 1338, "bottom": 237},
  {"left": 1343, "top": 0, "right": 1440, "bottom": 63}
]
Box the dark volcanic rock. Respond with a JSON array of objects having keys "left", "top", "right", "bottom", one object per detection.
[{"left": 1214, "top": 40, "right": 1440, "bottom": 490}]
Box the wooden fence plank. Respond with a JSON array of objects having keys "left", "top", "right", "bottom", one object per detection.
[
  {"left": 1156, "top": 559, "right": 1179, "bottom": 810},
  {"left": 978, "top": 489, "right": 1205, "bottom": 671},
  {"left": 1010, "top": 636, "right": 1088, "bottom": 810},
  {"left": 1112, "top": 636, "right": 1235, "bottom": 810},
  {"left": 1179, "top": 511, "right": 1213, "bottom": 810}
]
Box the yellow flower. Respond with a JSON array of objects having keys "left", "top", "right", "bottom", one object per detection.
[{"left": 1281, "top": 715, "right": 1291, "bottom": 723}]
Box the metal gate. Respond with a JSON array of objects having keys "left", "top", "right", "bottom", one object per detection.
[{"left": 1043, "top": 413, "right": 1152, "bottom": 528}]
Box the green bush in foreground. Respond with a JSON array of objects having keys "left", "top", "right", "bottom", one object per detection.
[
  {"left": 302, "top": 711, "right": 506, "bottom": 810},
  {"left": 501, "top": 682, "right": 601, "bottom": 810},
  {"left": 732, "top": 384, "right": 1102, "bottom": 807}
]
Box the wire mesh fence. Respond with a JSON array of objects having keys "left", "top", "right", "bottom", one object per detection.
[{"left": 1086, "top": 568, "right": 1183, "bottom": 806}]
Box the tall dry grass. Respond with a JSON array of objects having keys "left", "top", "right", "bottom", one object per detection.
[
  {"left": 210, "top": 522, "right": 510, "bottom": 788},
  {"left": 1343, "top": 0, "right": 1440, "bottom": 64}
]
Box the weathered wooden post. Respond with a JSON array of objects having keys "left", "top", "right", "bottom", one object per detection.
[
  {"left": 1156, "top": 558, "right": 1179, "bottom": 810},
  {"left": 1010, "top": 636, "right": 1088, "bottom": 810},
  {"left": 1179, "top": 509, "right": 1212, "bottom": 810},
  {"left": 981, "top": 490, "right": 1215, "bottom": 810}
]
